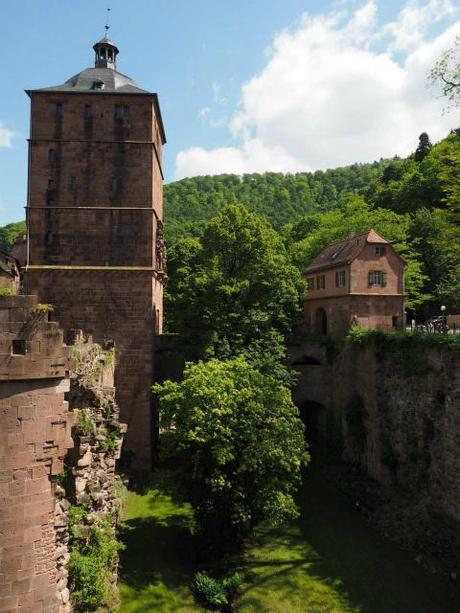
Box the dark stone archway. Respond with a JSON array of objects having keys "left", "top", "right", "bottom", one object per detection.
[{"left": 298, "top": 401, "right": 327, "bottom": 444}]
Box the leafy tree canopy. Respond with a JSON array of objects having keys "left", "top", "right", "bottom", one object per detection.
[
  {"left": 429, "top": 35, "right": 460, "bottom": 111},
  {"left": 165, "top": 204, "right": 305, "bottom": 363},
  {"left": 154, "top": 357, "right": 309, "bottom": 548},
  {"left": 0, "top": 221, "right": 26, "bottom": 252}
]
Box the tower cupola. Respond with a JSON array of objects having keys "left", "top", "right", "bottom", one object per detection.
[{"left": 93, "top": 36, "right": 119, "bottom": 69}]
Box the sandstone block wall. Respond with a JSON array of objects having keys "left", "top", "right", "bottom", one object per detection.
[
  {"left": 291, "top": 337, "right": 460, "bottom": 524},
  {"left": 0, "top": 295, "right": 73, "bottom": 613},
  {"left": 25, "top": 269, "right": 161, "bottom": 469}
]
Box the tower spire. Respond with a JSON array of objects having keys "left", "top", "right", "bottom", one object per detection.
[
  {"left": 104, "top": 8, "right": 111, "bottom": 38},
  {"left": 93, "top": 9, "right": 118, "bottom": 70}
]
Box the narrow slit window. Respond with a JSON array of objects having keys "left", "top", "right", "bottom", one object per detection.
[
  {"left": 69, "top": 176, "right": 77, "bottom": 191},
  {"left": 84, "top": 104, "right": 92, "bottom": 120},
  {"left": 55, "top": 103, "right": 63, "bottom": 119},
  {"left": 111, "top": 177, "right": 119, "bottom": 193}
]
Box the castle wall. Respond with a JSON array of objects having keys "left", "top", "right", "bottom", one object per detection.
[
  {"left": 303, "top": 294, "right": 404, "bottom": 336},
  {"left": 25, "top": 269, "right": 162, "bottom": 468},
  {"left": 291, "top": 338, "right": 460, "bottom": 524},
  {"left": 0, "top": 295, "right": 73, "bottom": 613}
]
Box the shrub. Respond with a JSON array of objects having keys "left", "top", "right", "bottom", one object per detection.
[
  {"left": 0, "top": 287, "right": 14, "bottom": 296},
  {"left": 192, "top": 571, "right": 243, "bottom": 610},
  {"left": 76, "top": 410, "right": 94, "bottom": 436},
  {"left": 99, "top": 430, "right": 119, "bottom": 454},
  {"left": 68, "top": 511, "right": 123, "bottom": 612}
]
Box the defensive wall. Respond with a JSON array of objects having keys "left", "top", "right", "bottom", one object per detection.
[
  {"left": 0, "top": 296, "right": 124, "bottom": 612},
  {"left": 290, "top": 336, "right": 460, "bottom": 526}
]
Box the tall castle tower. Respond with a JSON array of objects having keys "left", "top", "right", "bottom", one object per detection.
[{"left": 24, "top": 35, "right": 166, "bottom": 468}]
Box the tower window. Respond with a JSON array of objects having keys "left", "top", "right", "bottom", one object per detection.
[
  {"left": 69, "top": 176, "right": 77, "bottom": 191},
  {"left": 55, "top": 103, "right": 63, "bottom": 119},
  {"left": 48, "top": 149, "right": 56, "bottom": 162},
  {"left": 12, "top": 340, "right": 27, "bottom": 355},
  {"left": 84, "top": 104, "right": 92, "bottom": 119}
]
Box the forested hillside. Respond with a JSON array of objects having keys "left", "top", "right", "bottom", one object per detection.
[{"left": 164, "top": 161, "right": 388, "bottom": 244}]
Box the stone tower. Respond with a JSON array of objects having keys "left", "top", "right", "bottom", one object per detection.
[{"left": 24, "top": 35, "right": 166, "bottom": 469}]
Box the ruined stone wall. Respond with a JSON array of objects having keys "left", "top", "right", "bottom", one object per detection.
[
  {"left": 291, "top": 337, "right": 460, "bottom": 524},
  {"left": 0, "top": 298, "right": 125, "bottom": 612}
]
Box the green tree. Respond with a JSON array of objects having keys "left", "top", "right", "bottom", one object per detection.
[
  {"left": 429, "top": 35, "right": 460, "bottom": 110},
  {"left": 154, "top": 357, "right": 309, "bottom": 550},
  {"left": 414, "top": 132, "right": 432, "bottom": 162},
  {"left": 165, "top": 204, "right": 305, "bottom": 362},
  {"left": 0, "top": 221, "right": 26, "bottom": 251}
]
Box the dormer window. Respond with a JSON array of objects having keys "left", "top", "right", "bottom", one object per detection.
[{"left": 92, "top": 80, "right": 105, "bottom": 90}]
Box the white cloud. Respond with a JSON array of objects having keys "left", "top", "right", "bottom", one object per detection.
[
  {"left": 0, "top": 122, "right": 14, "bottom": 148},
  {"left": 175, "top": 1, "right": 460, "bottom": 180}
]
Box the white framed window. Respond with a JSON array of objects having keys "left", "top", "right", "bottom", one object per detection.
[{"left": 375, "top": 245, "right": 386, "bottom": 257}]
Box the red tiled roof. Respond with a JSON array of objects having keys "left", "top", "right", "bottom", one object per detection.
[{"left": 304, "top": 229, "right": 390, "bottom": 274}]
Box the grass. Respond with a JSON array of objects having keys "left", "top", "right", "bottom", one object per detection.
[
  {"left": 117, "top": 469, "right": 201, "bottom": 612},
  {"left": 118, "top": 464, "right": 460, "bottom": 613}
]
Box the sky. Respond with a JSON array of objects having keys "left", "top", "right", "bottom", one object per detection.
[{"left": 0, "top": 0, "right": 459, "bottom": 225}]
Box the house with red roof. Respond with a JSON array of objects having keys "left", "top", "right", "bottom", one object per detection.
[{"left": 303, "top": 229, "right": 405, "bottom": 335}]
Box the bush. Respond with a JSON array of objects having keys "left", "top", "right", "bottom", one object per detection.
[
  {"left": 192, "top": 571, "right": 243, "bottom": 610},
  {"left": 68, "top": 510, "right": 123, "bottom": 612}
]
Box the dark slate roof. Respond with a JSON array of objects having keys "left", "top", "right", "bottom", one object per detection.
[
  {"left": 29, "top": 67, "right": 149, "bottom": 95},
  {"left": 304, "top": 229, "right": 392, "bottom": 274}
]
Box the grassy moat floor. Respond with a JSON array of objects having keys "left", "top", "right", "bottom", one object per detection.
[{"left": 118, "top": 464, "right": 460, "bottom": 613}]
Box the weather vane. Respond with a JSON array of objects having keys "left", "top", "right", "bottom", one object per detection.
[{"left": 104, "top": 7, "right": 111, "bottom": 37}]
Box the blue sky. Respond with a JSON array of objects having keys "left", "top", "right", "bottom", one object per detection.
[{"left": 0, "top": 0, "right": 459, "bottom": 224}]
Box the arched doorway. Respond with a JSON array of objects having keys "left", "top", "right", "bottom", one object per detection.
[
  {"left": 315, "top": 307, "right": 328, "bottom": 335},
  {"left": 298, "top": 401, "right": 327, "bottom": 445}
]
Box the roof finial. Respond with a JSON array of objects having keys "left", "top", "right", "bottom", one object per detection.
[{"left": 104, "top": 7, "right": 111, "bottom": 38}]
